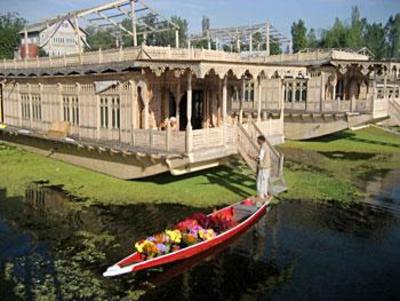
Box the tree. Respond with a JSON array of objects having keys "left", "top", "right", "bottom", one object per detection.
[
  {"left": 0, "top": 12, "right": 26, "bottom": 59},
  {"left": 154, "top": 16, "right": 189, "bottom": 48},
  {"left": 321, "top": 18, "right": 348, "bottom": 48},
  {"left": 386, "top": 14, "right": 400, "bottom": 59},
  {"left": 346, "top": 6, "right": 364, "bottom": 48},
  {"left": 307, "top": 28, "right": 319, "bottom": 49},
  {"left": 120, "top": 15, "right": 188, "bottom": 48},
  {"left": 363, "top": 22, "right": 387, "bottom": 59},
  {"left": 291, "top": 20, "right": 307, "bottom": 52},
  {"left": 202, "top": 16, "right": 210, "bottom": 35},
  {"left": 86, "top": 26, "right": 116, "bottom": 51},
  {"left": 270, "top": 39, "right": 282, "bottom": 55}
]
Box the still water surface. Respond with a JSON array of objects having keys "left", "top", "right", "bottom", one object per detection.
[{"left": 0, "top": 170, "right": 399, "bottom": 300}]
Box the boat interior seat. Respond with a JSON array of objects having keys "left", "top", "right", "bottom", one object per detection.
[{"left": 232, "top": 203, "right": 258, "bottom": 222}]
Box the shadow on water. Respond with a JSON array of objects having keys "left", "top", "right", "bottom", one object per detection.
[{"left": 1, "top": 176, "right": 400, "bottom": 301}]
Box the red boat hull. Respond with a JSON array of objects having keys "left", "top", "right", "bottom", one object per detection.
[{"left": 103, "top": 199, "right": 270, "bottom": 277}]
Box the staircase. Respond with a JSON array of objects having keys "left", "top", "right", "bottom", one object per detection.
[
  {"left": 236, "top": 122, "right": 287, "bottom": 196},
  {"left": 388, "top": 99, "right": 400, "bottom": 126}
]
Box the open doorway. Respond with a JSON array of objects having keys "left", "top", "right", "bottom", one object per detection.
[{"left": 179, "top": 91, "right": 204, "bottom": 131}]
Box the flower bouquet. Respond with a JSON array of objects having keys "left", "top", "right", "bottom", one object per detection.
[{"left": 133, "top": 211, "right": 235, "bottom": 259}]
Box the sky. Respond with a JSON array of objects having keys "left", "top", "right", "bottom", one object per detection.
[{"left": 0, "top": 0, "right": 399, "bottom": 38}]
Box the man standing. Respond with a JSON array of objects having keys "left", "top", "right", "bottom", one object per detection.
[{"left": 256, "top": 135, "right": 271, "bottom": 200}]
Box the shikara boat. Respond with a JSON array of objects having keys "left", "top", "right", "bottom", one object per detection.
[{"left": 103, "top": 198, "right": 271, "bottom": 277}]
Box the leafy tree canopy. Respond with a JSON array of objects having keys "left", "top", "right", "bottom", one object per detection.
[{"left": 0, "top": 12, "right": 26, "bottom": 59}]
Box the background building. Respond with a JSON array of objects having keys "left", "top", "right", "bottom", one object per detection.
[{"left": 18, "top": 18, "right": 88, "bottom": 59}]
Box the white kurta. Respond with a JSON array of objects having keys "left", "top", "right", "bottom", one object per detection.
[{"left": 257, "top": 147, "right": 270, "bottom": 198}]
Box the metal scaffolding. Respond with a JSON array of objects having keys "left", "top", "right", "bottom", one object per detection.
[
  {"left": 23, "top": 0, "right": 180, "bottom": 59},
  {"left": 190, "top": 21, "right": 292, "bottom": 55}
]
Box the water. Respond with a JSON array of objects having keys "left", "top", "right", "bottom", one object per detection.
[{"left": 0, "top": 170, "right": 399, "bottom": 301}]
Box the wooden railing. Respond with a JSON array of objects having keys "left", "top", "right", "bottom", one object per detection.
[
  {"left": 1, "top": 45, "right": 243, "bottom": 70},
  {"left": 248, "top": 49, "right": 369, "bottom": 64},
  {"left": 131, "top": 128, "right": 185, "bottom": 153},
  {"left": 237, "top": 123, "right": 259, "bottom": 171}
]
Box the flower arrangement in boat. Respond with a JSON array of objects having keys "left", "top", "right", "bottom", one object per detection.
[{"left": 134, "top": 211, "right": 236, "bottom": 259}]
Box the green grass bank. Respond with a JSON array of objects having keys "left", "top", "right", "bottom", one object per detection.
[{"left": 0, "top": 126, "right": 399, "bottom": 207}]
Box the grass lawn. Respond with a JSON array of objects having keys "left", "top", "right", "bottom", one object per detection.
[
  {"left": 279, "top": 126, "right": 400, "bottom": 203},
  {"left": 0, "top": 143, "right": 255, "bottom": 208},
  {"left": 0, "top": 126, "right": 399, "bottom": 207}
]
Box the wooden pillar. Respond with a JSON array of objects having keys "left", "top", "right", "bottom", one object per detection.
[
  {"left": 320, "top": 72, "right": 325, "bottom": 113},
  {"left": 257, "top": 77, "right": 262, "bottom": 122},
  {"left": 283, "top": 81, "right": 287, "bottom": 103},
  {"left": 265, "top": 22, "right": 270, "bottom": 56},
  {"left": 236, "top": 30, "right": 241, "bottom": 53},
  {"left": 16, "top": 83, "right": 21, "bottom": 127},
  {"left": 239, "top": 77, "right": 245, "bottom": 123},
  {"left": 175, "top": 30, "right": 179, "bottom": 48},
  {"left": 332, "top": 82, "right": 337, "bottom": 101},
  {"left": 73, "top": 16, "right": 83, "bottom": 64},
  {"left": 176, "top": 81, "right": 181, "bottom": 129},
  {"left": 27, "top": 84, "right": 32, "bottom": 129},
  {"left": 280, "top": 78, "right": 285, "bottom": 118},
  {"left": 76, "top": 83, "right": 81, "bottom": 138},
  {"left": 222, "top": 76, "right": 228, "bottom": 121},
  {"left": 144, "top": 97, "right": 149, "bottom": 130},
  {"left": 383, "top": 71, "right": 388, "bottom": 99},
  {"left": 186, "top": 72, "right": 193, "bottom": 153},
  {"left": 130, "top": 0, "right": 138, "bottom": 47}
]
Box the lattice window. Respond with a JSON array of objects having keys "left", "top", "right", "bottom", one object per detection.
[
  {"left": 244, "top": 82, "right": 255, "bottom": 102},
  {"left": 63, "top": 96, "right": 70, "bottom": 122},
  {"left": 21, "top": 94, "right": 30, "bottom": 119},
  {"left": 111, "top": 97, "right": 120, "bottom": 129},
  {"left": 100, "top": 96, "right": 120, "bottom": 129},
  {"left": 100, "top": 97, "right": 108, "bottom": 128},
  {"left": 31, "top": 95, "right": 42, "bottom": 121},
  {"left": 63, "top": 96, "right": 79, "bottom": 125}
]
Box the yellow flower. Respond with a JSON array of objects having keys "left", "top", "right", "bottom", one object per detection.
[
  {"left": 199, "top": 229, "right": 216, "bottom": 241},
  {"left": 165, "top": 229, "right": 182, "bottom": 244},
  {"left": 135, "top": 240, "right": 146, "bottom": 253}
]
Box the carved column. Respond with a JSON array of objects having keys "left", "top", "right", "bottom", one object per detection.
[
  {"left": 27, "top": 83, "right": 32, "bottom": 129},
  {"left": 383, "top": 70, "right": 388, "bottom": 99},
  {"left": 239, "top": 77, "right": 245, "bottom": 123},
  {"left": 186, "top": 72, "right": 193, "bottom": 153},
  {"left": 16, "top": 83, "right": 21, "bottom": 127},
  {"left": 285, "top": 81, "right": 289, "bottom": 103},
  {"left": 257, "top": 77, "right": 262, "bottom": 122},
  {"left": 222, "top": 76, "right": 227, "bottom": 122},
  {"left": 320, "top": 72, "right": 325, "bottom": 113},
  {"left": 143, "top": 97, "right": 149, "bottom": 130},
  {"left": 175, "top": 80, "right": 181, "bottom": 130},
  {"left": 76, "top": 83, "right": 81, "bottom": 138}
]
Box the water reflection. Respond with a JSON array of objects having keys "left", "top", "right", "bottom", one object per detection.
[
  {"left": 364, "top": 169, "right": 400, "bottom": 211},
  {"left": 0, "top": 179, "right": 400, "bottom": 301}
]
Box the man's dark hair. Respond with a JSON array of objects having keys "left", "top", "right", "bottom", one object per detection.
[{"left": 257, "top": 135, "right": 266, "bottom": 143}]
